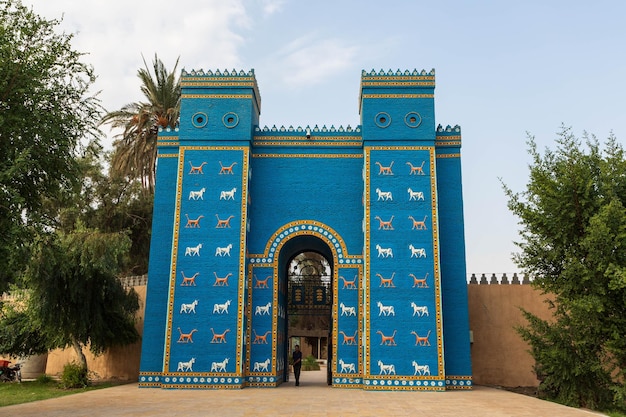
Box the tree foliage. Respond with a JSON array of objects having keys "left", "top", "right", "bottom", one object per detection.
[
  {"left": 101, "top": 54, "right": 180, "bottom": 192},
  {"left": 5, "top": 227, "right": 140, "bottom": 369},
  {"left": 0, "top": 0, "right": 102, "bottom": 290},
  {"left": 504, "top": 126, "right": 626, "bottom": 410}
]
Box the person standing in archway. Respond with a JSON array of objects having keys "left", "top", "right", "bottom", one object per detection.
[{"left": 292, "top": 344, "right": 302, "bottom": 386}]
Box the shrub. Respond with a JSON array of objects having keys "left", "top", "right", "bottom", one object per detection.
[
  {"left": 60, "top": 362, "right": 89, "bottom": 389},
  {"left": 302, "top": 355, "right": 320, "bottom": 371},
  {"left": 35, "top": 374, "right": 54, "bottom": 384}
]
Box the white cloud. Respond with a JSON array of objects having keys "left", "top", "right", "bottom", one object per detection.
[
  {"left": 260, "top": 0, "right": 287, "bottom": 16},
  {"left": 271, "top": 35, "right": 359, "bottom": 88}
]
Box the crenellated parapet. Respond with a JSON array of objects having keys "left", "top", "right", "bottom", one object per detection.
[
  {"left": 180, "top": 68, "right": 261, "bottom": 114},
  {"left": 361, "top": 68, "right": 436, "bottom": 77}
]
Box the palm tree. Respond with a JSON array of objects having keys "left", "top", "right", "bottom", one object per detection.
[{"left": 101, "top": 54, "right": 181, "bottom": 192}]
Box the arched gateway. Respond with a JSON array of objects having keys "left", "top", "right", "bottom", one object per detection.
[{"left": 139, "top": 68, "right": 472, "bottom": 390}]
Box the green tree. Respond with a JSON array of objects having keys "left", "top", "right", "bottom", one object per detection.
[
  {"left": 0, "top": 0, "right": 101, "bottom": 290},
  {"left": 101, "top": 55, "right": 181, "bottom": 193},
  {"left": 1, "top": 227, "right": 140, "bottom": 371},
  {"left": 504, "top": 126, "right": 626, "bottom": 410},
  {"left": 55, "top": 145, "right": 153, "bottom": 275}
]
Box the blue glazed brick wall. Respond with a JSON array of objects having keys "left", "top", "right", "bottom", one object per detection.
[{"left": 139, "top": 68, "right": 472, "bottom": 390}]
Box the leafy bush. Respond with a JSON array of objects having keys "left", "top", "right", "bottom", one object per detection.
[
  {"left": 302, "top": 355, "right": 320, "bottom": 371},
  {"left": 60, "top": 362, "right": 89, "bottom": 389}
]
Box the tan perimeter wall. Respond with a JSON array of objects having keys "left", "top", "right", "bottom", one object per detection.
[
  {"left": 37, "top": 280, "right": 552, "bottom": 388},
  {"left": 468, "top": 282, "right": 553, "bottom": 387}
]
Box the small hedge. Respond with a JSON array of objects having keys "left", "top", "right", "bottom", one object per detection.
[{"left": 302, "top": 355, "right": 320, "bottom": 371}]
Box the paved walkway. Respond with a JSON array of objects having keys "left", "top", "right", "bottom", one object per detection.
[{"left": 3, "top": 368, "right": 606, "bottom": 416}]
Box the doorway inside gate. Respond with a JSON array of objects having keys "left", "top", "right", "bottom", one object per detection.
[{"left": 279, "top": 236, "right": 333, "bottom": 386}]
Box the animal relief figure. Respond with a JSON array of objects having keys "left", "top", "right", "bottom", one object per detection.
[
  {"left": 253, "top": 358, "right": 271, "bottom": 372},
  {"left": 406, "top": 160, "right": 426, "bottom": 175},
  {"left": 219, "top": 187, "right": 237, "bottom": 200},
  {"left": 215, "top": 214, "right": 235, "bottom": 228},
  {"left": 410, "top": 302, "right": 429, "bottom": 317},
  {"left": 338, "top": 359, "right": 356, "bottom": 373},
  {"left": 185, "top": 243, "right": 202, "bottom": 257},
  {"left": 252, "top": 329, "right": 271, "bottom": 344},
  {"left": 210, "top": 328, "right": 230, "bottom": 344},
  {"left": 212, "top": 299, "right": 231, "bottom": 314},
  {"left": 180, "top": 300, "right": 199, "bottom": 314},
  {"left": 188, "top": 161, "right": 208, "bottom": 174},
  {"left": 374, "top": 161, "right": 394, "bottom": 175},
  {"left": 409, "top": 245, "right": 426, "bottom": 258},
  {"left": 254, "top": 274, "right": 271, "bottom": 288},
  {"left": 215, "top": 244, "right": 233, "bottom": 256},
  {"left": 377, "top": 301, "right": 395, "bottom": 316},
  {"left": 339, "top": 275, "right": 357, "bottom": 289},
  {"left": 408, "top": 215, "right": 428, "bottom": 230},
  {"left": 211, "top": 358, "right": 229, "bottom": 372},
  {"left": 339, "top": 330, "right": 357, "bottom": 345},
  {"left": 407, "top": 188, "right": 425, "bottom": 201},
  {"left": 177, "top": 358, "right": 195, "bottom": 372},
  {"left": 410, "top": 330, "right": 432, "bottom": 346},
  {"left": 376, "top": 330, "right": 397, "bottom": 346},
  {"left": 375, "top": 244, "right": 393, "bottom": 258},
  {"left": 219, "top": 161, "right": 237, "bottom": 175},
  {"left": 374, "top": 215, "right": 394, "bottom": 230},
  {"left": 375, "top": 188, "right": 393, "bottom": 201},
  {"left": 180, "top": 271, "right": 198, "bottom": 286},
  {"left": 411, "top": 361, "right": 430, "bottom": 376},
  {"left": 410, "top": 272, "right": 429, "bottom": 288},
  {"left": 188, "top": 187, "right": 206, "bottom": 200},
  {"left": 185, "top": 214, "right": 204, "bottom": 228},
  {"left": 213, "top": 272, "right": 231, "bottom": 286},
  {"left": 255, "top": 302, "right": 271, "bottom": 315},
  {"left": 377, "top": 360, "right": 396, "bottom": 375},
  {"left": 377, "top": 272, "right": 396, "bottom": 288},
  {"left": 340, "top": 302, "right": 356, "bottom": 316},
  {"left": 177, "top": 328, "right": 198, "bottom": 343}
]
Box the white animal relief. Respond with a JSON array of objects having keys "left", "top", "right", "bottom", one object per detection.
[
  {"left": 213, "top": 299, "right": 231, "bottom": 314},
  {"left": 412, "top": 360, "right": 431, "bottom": 375},
  {"left": 377, "top": 301, "right": 395, "bottom": 316},
  {"left": 375, "top": 244, "right": 393, "bottom": 258},
  {"left": 339, "top": 359, "right": 356, "bottom": 373},
  {"left": 219, "top": 187, "right": 237, "bottom": 200},
  {"left": 253, "top": 358, "right": 271, "bottom": 372},
  {"left": 409, "top": 245, "right": 426, "bottom": 258},
  {"left": 211, "top": 358, "right": 229, "bottom": 372},
  {"left": 180, "top": 300, "right": 198, "bottom": 314},
  {"left": 185, "top": 243, "right": 202, "bottom": 257},
  {"left": 340, "top": 302, "right": 357, "bottom": 316},
  {"left": 188, "top": 187, "right": 206, "bottom": 200},
  {"left": 375, "top": 188, "right": 393, "bottom": 201},
  {"left": 255, "top": 302, "right": 271, "bottom": 315},
  {"left": 407, "top": 188, "right": 425, "bottom": 201},
  {"left": 411, "top": 302, "right": 429, "bottom": 317},
  {"left": 377, "top": 360, "right": 396, "bottom": 375},
  {"left": 215, "top": 244, "right": 233, "bottom": 257},
  {"left": 177, "top": 358, "right": 195, "bottom": 372}
]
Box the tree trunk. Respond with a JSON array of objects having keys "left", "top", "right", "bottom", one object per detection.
[{"left": 71, "top": 338, "right": 88, "bottom": 370}]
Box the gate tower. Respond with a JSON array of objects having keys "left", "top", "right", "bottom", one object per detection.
[{"left": 139, "top": 68, "right": 472, "bottom": 390}]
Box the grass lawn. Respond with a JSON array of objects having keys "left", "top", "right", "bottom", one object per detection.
[{"left": 0, "top": 380, "right": 114, "bottom": 407}]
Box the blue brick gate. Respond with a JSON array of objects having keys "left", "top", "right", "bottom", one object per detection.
[{"left": 139, "top": 68, "right": 472, "bottom": 390}]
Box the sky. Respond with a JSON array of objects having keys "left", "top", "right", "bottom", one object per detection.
[{"left": 24, "top": 0, "right": 626, "bottom": 276}]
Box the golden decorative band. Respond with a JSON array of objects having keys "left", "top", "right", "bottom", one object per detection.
[{"left": 362, "top": 94, "right": 434, "bottom": 99}]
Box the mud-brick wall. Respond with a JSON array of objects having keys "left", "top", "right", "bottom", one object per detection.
[
  {"left": 44, "top": 284, "right": 146, "bottom": 381},
  {"left": 468, "top": 274, "right": 553, "bottom": 387}
]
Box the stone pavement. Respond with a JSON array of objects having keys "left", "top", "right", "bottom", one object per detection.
[{"left": 3, "top": 368, "right": 607, "bottom": 416}]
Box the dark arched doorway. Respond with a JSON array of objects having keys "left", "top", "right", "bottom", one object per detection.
[{"left": 278, "top": 235, "right": 333, "bottom": 386}]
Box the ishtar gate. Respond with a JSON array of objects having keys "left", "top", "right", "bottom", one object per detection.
[{"left": 139, "top": 68, "right": 472, "bottom": 390}]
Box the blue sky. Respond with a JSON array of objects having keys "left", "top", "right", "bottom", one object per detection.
[{"left": 26, "top": 0, "right": 626, "bottom": 275}]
